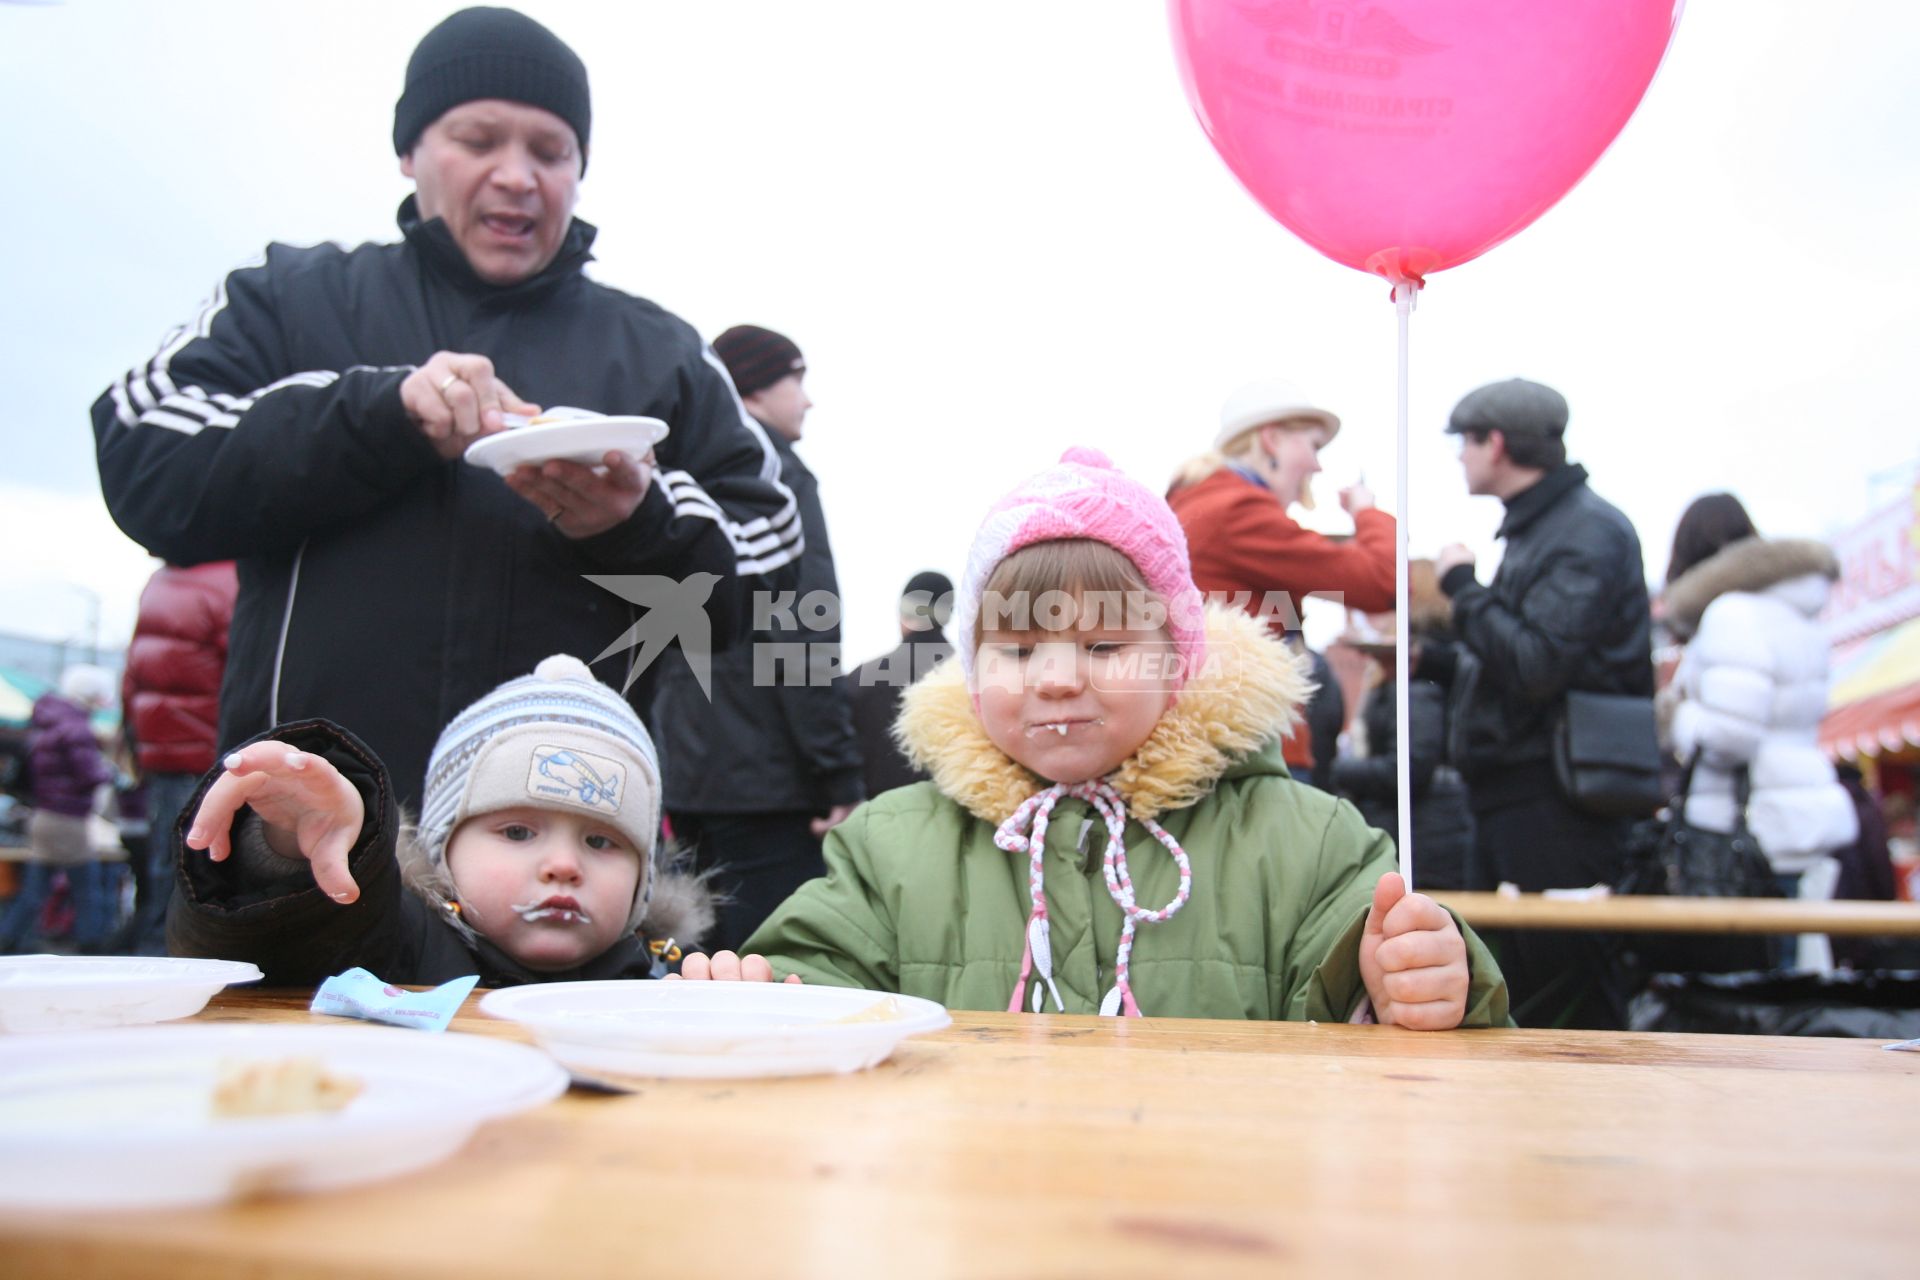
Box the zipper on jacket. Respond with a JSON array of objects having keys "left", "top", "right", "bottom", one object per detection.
[
  {"left": 269, "top": 541, "right": 308, "bottom": 725},
  {"left": 1076, "top": 813, "right": 1104, "bottom": 996}
]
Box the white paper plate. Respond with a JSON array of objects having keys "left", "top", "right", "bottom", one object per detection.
[
  {"left": 463, "top": 407, "right": 669, "bottom": 475},
  {"left": 479, "top": 980, "right": 952, "bottom": 1080},
  {"left": 0, "top": 955, "right": 264, "bottom": 1033},
  {"left": 0, "top": 1023, "right": 567, "bottom": 1209}
]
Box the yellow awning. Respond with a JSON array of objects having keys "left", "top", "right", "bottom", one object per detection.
[{"left": 1823, "top": 615, "right": 1920, "bottom": 758}]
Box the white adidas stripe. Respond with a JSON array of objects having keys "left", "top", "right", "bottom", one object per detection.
[{"left": 140, "top": 409, "right": 217, "bottom": 437}]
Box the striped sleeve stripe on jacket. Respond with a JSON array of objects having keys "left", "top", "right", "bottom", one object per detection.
[
  {"left": 107, "top": 255, "right": 402, "bottom": 439},
  {"left": 659, "top": 471, "right": 725, "bottom": 522},
  {"left": 113, "top": 370, "right": 364, "bottom": 437},
  {"left": 115, "top": 362, "right": 414, "bottom": 438},
  {"left": 655, "top": 468, "right": 804, "bottom": 573},
  {"left": 110, "top": 253, "right": 265, "bottom": 428},
  {"left": 667, "top": 366, "right": 802, "bottom": 570},
  {"left": 663, "top": 471, "right": 805, "bottom": 545}
]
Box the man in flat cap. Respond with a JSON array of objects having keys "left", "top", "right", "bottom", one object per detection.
[
  {"left": 92, "top": 7, "right": 802, "bottom": 810},
  {"left": 1434, "top": 378, "right": 1654, "bottom": 1030},
  {"left": 653, "top": 325, "right": 866, "bottom": 952}
]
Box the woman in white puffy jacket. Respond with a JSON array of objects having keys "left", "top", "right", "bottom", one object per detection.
[{"left": 1662, "top": 494, "right": 1858, "bottom": 888}]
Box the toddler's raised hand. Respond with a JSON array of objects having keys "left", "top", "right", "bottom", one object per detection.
[
  {"left": 669, "top": 950, "right": 802, "bottom": 983},
  {"left": 1357, "top": 872, "right": 1469, "bottom": 1030},
  {"left": 184, "top": 742, "right": 365, "bottom": 904}
]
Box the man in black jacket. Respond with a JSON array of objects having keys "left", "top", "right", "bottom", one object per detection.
[
  {"left": 846, "top": 570, "right": 956, "bottom": 797},
  {"left": 653, "top": 325, "right": 865, "bottom": 952},
  {"left": 1435, "top": 378, "right": 1654, "bottom": 1029},
  {"left": 90, "top": 8, "right": 802, "bottom": 811}
]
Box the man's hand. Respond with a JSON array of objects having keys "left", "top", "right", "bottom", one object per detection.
[
  {"left": 667, "top": 950, "right": 802, "bottom": 983},
  {"left": 401, "top": 352, "right": 541, "bottom": 461},
  {"left": 1434, "top": 542, "right": 1477, "bottom": 583},
  {"left": 505, "top": 448, "right": 654, "bottom": 538},
  {"left": 184, "top": 742, "right": 366, "bottom": 904},
  {"left": 810, "top": 803, "right": 857, "bottom": 839},
  {"left": 1357, "top": 873, "right": 1469, "bottom": 1030}
]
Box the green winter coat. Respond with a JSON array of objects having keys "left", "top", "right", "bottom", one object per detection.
[{"left": 744, "top": 609, "right": 1510, "bottom": 1023}]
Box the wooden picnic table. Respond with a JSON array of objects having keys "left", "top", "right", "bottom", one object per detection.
[
  {"left": 1434, "top": 891, "right": 1920, "bottom": 936},
  {"left": 0, "top": 987, "right": 1915, "bottom": 1278}
]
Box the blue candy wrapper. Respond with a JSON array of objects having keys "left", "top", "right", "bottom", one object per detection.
[{"left": 309, "top": 969, "right": 479, "bottom": 1032}]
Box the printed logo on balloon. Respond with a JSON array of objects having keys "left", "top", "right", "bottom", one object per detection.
[{"left": 1169, "top": 0, "right": 1684, "bottom": 287}]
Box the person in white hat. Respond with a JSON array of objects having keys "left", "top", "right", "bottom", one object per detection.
[
  {"left": 170, "top": 655, "right": 709, "bottom": 985},
  {"left": 1167, "top": 378, "right": 1398, "bottom": 782}
]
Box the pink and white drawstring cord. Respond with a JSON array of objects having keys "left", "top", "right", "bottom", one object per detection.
[{"left": 993, "top": 780, "right": 1192, "bottom": 1017}]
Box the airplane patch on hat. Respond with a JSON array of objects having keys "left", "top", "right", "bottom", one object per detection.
[{"left": 526, "top": 746, "right": 623, "bottom": 814}]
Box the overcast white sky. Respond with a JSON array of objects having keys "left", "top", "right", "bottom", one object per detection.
[{"left": 2, "top": 0, "right": 1916, "bottom": 668}]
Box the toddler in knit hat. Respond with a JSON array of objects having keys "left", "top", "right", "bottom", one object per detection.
[
  {"left": 678, "top": 449, "right": 1508, "bottom": 1029},
  {"left": 174, "top": 655, "right": 708, "bottom": 987}
]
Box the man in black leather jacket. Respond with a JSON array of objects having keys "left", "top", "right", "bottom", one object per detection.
[{"left": 1434, "top": 379, "right": 1654, "bottom": 1029}]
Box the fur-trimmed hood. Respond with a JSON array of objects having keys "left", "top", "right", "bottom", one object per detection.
[
  {"left": 1665, "top": 536, "right": 1838, "bottom": 640},
  {"left": 895, "top": 606, "right": 1312, "bottom": 824},
  {"left": 396, "top": 814, "right": 714, "bottom": 954}
]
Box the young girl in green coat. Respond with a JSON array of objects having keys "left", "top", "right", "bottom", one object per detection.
[{"left": 684, "top": 448, "right": 1508, "bottom": 1026}]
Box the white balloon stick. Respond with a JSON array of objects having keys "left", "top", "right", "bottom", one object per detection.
[{"left": 1392, "top": 280, "right": 1419, "bottom": 890}]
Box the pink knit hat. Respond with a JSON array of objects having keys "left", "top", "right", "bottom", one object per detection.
[{"left": 952, "top": 447, "right": 1207, "bottom": 690}]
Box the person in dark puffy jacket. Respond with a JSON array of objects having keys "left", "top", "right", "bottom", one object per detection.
[
  {"left": 652, "top": 325, "right": 864, "bottom": 953},
  {"left": 846, "top": 570, "right": 955, "bottom": 797},
  {"left": 1829, "top": 763, "right": 1907, "bottom": 970},
  {"left": 0, "top": 667, "right": 118, "bottom": 952},
  {"left": 1299, "top": 647, "right": 1347, "bottom": 793},
  {"left": 1331, "top": 564, "right": 1475, "bottom": 890},
  {"left": 1434, "top": 379, "right": 1654, "bottom": 1029},
  {"left": 117, "top": 560, "right": 238, "bottom": 954}
]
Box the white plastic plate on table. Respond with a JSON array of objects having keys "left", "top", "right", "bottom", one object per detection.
[
  {"left": 0, "top": 955, "right": 264, "bottom": 1033},
  {"left": 479, "top": 980, "right": 952, "bottom": 1080},
  {"left": 463, "top": 406, "right": 669, "bottom": 475},
  {"left": 0, "top": 1023, "right": 567, "bottom": 1209}
]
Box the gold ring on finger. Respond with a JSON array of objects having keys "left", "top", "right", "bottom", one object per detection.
[{"left": 437, "top": 374, "right": 459, "bottom": 394}]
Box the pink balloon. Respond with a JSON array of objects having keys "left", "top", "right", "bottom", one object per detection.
[{"left": 1169, "top": 0, "right": 1683, "bottom": 283}]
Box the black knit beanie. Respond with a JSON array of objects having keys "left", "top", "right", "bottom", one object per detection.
[
  {"left": 901, "top": 570, "right": 955, "bottom": 629},
  {"left": 712, "top": 325, "right": 807, "bottom": 399},
  {"left": 393, "top": 7, "right": 592, "bottom": 170}
]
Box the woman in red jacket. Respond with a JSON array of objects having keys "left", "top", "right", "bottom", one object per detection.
[{"left": 1168, "top": 379, "right": 1396, "bottom": 778}]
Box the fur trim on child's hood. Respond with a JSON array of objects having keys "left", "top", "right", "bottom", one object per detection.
[{"left": 895, "top": 606, "right": 1311, "bottom": 825}]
